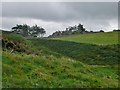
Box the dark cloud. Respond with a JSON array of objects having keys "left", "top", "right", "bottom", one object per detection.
[{"left": 2, "top": 2, "right": 118, "bottom": 22}]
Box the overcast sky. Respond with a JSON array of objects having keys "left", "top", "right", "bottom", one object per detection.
[{"left": 1, "top": 2, "right": 118, "bottom": 36}]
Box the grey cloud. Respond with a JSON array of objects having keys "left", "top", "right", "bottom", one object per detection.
[
  {"left": 2, "top": 2, "right": 118, "bottom": 22},
  {"left": 2, "top": 17, "right": 25, "bottom": 30}
]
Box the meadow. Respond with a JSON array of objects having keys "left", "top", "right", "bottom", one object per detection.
[
  {"left": 53, "top": 31, "right": 119, "bottom": 45},
  {"left": 2, "top": 31, "right": 119, "bottom": 88}
]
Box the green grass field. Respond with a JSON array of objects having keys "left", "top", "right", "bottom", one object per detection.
[
  {"left": 2, "top": 31, "right": 119, "bottom": 88},
  {"left": 53, "top": 32, "right": 119, "bottom": 45}
]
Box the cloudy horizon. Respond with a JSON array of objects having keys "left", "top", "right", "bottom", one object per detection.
[{"left": 1, "top": 2, "right": 118, "bottom": 36}]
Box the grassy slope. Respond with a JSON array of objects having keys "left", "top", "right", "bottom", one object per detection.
[
  {"left": 2, "top": 52, "right": 119, "bottom": 88},
  {"left": 53, "top": 32, "right": 119, "bottom": 45},
  {"left": 2, "top": 32, "right": 119, "bottom": 88},
  {"left": 30, "top": 39, "right": 119, "bottom": 65}
]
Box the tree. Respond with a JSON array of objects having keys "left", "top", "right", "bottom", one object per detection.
[
  {"left": 11, "top": 24, "right": 46, "bottom": 37},
  {"left": 12, "top": 26, "right": 18, "bottom": 33},
  {"left": 48, "top": 23, "right": 87, "bottom": 37},
  {"left": 99, "top": 30, "right": 104, "bottom": 32},
  {"left": 30, "top": 25, "right": 46, "bottom": 37},
  {"left": 77, "top": 24, "right": 85, "bottom": 33},
  {"left": 22, "top": 24, "right": 30, "bottom": 37},
  {"left": 11, "top": 24, "right": 30, "bottom": 37},
  {"left": 30, "top": 25, "right": 38, "bottom": 37},
  {"left": 40, "top": 28, "right": 46, "bottom": 37}
]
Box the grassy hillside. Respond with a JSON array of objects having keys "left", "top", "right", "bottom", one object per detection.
[
  {"left": 2, "top": 52, "right": 119, "bottom": 88},
  {"left": 2, "top": 32, "right": 119, "bottom": 88},
  {"left": 30, "top": 39, "right": 119, "bottom": 65},
  {"left": 53, "top": 32, "right": 119, "bottom": 45}
]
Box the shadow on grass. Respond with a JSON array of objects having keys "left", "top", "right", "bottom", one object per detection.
[{"left": 30, "top": 39, "right": 119, "bottom": 65}]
